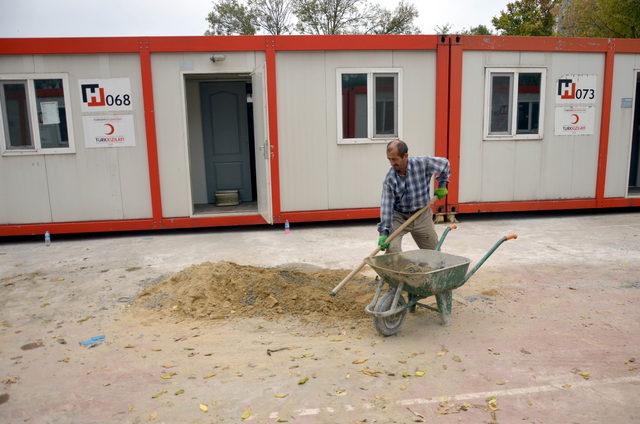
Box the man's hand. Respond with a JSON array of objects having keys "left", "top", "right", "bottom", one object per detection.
[
  {"left": 434, "top": 187, "right": 448, "bottom": 200},
  {"left": 378, "top": 234, "right": 390, "bottom": 251}
]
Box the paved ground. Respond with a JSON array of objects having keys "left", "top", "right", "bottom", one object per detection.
[{"left": 1, "top": 210, "right": 639, "bottom": 423}]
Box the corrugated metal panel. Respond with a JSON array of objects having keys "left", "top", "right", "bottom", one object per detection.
[
  {"left": 277, "top": 50, "right": 437, "bottom": 212},
  {"left": 605, "top": 54, "right": 639, "bottom": 198},
  {"left": 151, "top": 52, "right": 259, "bottom": 217},
  {"left": 459, "top": 51, "right": 604, "bottom": 202}
]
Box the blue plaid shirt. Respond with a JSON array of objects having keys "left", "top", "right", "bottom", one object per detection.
[{"left": 378, "top": 156, "right": 450, "bottom": 235}]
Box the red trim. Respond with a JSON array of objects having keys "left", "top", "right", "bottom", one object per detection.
[
  {"left": 0, "top": 219, "right": 154, "bottom": 236},
  {"left": 273, "top": 35, "right": 438, "bottom": 51},
  {"left": 461, "top": 35, "right": 609, "bottom": 52},
  {"left": 447, "top": 40, "right": 463, "bottom": 212},
  {"left": 139, "top": 50, "right": 163, "bottom": 225},
  {"left": 599, "top": 197, "right": 640, "bottom": 208},
  {"left": 265, "top": 40, "right": 282, "bottom": 223},
  {"left": 595, "top": 41, "right": 615, "bottom": 205},
  {"left": 161, "top": 215, "right": 267, "bottom": 228},
  {"left": 609, "top": 38, "right": 640, "bottom": 53},
  {"left": 434, "top": 36, "right": 450, "bottom": 214},
  {"left": 280, "top": 208, "right": 380, "bottom": 223},
  {"left": 456, "top": 199, "right": 597, "bottom": 213}
]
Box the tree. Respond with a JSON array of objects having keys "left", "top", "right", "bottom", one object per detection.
[
  {"left": 461, "top": 24, "right": 493, "bottom": 35},
  {"left": 365, "top": 1, "right": 420, "bottom": 34},
  {"left": 249, "top": 0, "right": 294, "bottom": 35},
  {"left": 205, "top": 0, "right": 257, "bottom": 35},
  {"left": 434, "top": 23, "right": 452, "bottom": 34},
  {"left": 292, "top": 0, "right": 367, "bottom": 34},
  {"left": 491, "top": 0, "right": 559, "bottom": 36},
  {"left": 557, "top": 0, "right": 640, "bottom": 38}
]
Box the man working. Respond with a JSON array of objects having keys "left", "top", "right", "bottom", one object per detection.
[{"left": 378, "top": 139, "right": 450, "bottom": 253}]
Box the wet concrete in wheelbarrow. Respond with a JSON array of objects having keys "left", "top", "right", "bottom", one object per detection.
[{"left": 1, "top": 210, "right": 639, "bottom": 422}]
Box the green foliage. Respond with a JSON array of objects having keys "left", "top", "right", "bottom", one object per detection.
[
  {"left": 434, "top": 23, "right": 452, "bottom": 35},
  {"left": 292, "top": 0, "right": 366, "bottom": 34},
  {"left": 205, "top": 0, "right": 257, "bottom": 35},
  {"left": 491, "top": 0, "right": 559, "bottom": 36},
  {"left": 557, "top": 0, "right": 640, "bottom": 38},
  {"left": 461, "top": 24, "right": 493, "bottom": 35},
  {"left": 365, "top": 1, "right": 420, "bottom": 34},
  {"left": 249, "top": 0, "right": 294, "bottom": 35}
]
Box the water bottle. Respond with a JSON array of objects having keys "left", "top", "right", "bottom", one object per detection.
[
  {"left": 44, "top": 231, "right": 51, "bottom": 246},
  {"left": 284, "top": 220, "right": 290, "bottom": 234}
]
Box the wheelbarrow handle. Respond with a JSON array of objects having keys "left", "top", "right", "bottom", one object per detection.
[
  {"left": 460, "top": 232, "right": 518, "bottom": 286},
  {"left": 330, "top": 199, "right": 435, "bottom": 296}
]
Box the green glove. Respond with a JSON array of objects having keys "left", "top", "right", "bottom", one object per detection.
[
  {"left": 434, "top": 187, "right": 448, "bottom": 200},
  {"left": 378, "top": 234, "right": 390, "bottom": 251}
]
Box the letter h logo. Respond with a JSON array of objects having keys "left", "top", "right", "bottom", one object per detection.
[
  {"left": 557, "top": 79, "right": 576, "bottom": 100},
  {"left": 81, "top": 83, "right": 105, "bottom": 107}
]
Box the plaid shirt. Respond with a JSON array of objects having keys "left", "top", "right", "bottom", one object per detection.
[{"left": 378, "top": 156, "right": 450, "bottom": 235}]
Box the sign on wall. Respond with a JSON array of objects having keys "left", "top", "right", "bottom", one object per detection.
[
  {"left": 79, "top": 78, "right": 133, "bottom": 112},
  {"left": 554, "top": 105, "right": 595, "bottom": 136},
  {"left": 82, "top": 114, "right": 136, "bottom": 148},
  {"left": 555, "top": 74, "right": 597, "bottom": 104}
]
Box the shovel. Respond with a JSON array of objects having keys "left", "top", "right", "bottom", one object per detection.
[{"left": 330, "top": 198, "right": 436, "bottom": 296}]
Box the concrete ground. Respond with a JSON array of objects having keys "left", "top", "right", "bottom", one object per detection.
[{"left": 0, "top": 210, "right": 639, "bottom": 423}]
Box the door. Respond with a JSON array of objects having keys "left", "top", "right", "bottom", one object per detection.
[
  {"left": 251, "top": 65, "right": 273, "bottom": 223},
  {"left": 200, "top": 81, "right": 253, "bottom": 203}
]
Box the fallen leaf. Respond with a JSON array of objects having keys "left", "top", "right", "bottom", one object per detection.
[
  {"left": 402, "top": 371, "right": 411, "bottom": 378},
  {"left": 520, "top": 348, "right": 531, "bottom": 355},
  {"left": 486, "top": 396, "right": 498, "bottom": 412},
  {"left": 174, "top": 389, "right": 184, "bottom": 396},
  {"left": 361, "top": 368, "right": 383, "bottom": 377},
  {"left": 460, "top": 403, "right": 471, "bottom": 411},
  {"left": 151, "top": 348, "right": 162, "bottom": 352},
  {"left": 203, "top": 373, "right": 216, "bottom": 379},
  {"left": 161, "top": 363, "right": 176, "bottom": 369},
  {"left": 199, "top": 403, "right": 208, "bottom": 413},
  {"left": 578, "top": 371, "right": 590, "bottom": 380},
  {"left": 274, "top": 393, "right": 288, "bottom": 398},
  {"left": 562, "top": 384, "right": 572, "bottom": 389},
  {"left": 241, "top": 408, "right": 252, "bottom": 420},
  {"left": 276, "top": 417, "right": 288, "bottom": 423},
  {"left": 58, "top": 357, "right": 70, "bottom": 363},
  {"left": 160, "top": 372, "right": 177, "bottom": 380},
  {"left": 76, "top": 316, "right": 94, "bottom": 323},
  {"left": 335, "top": 388, "right": 347, "bottom": 396},
  {"left": 148, "top": 411, "right": 158, "bottom": 421},
  {"left": 298, "top": 376, "right": 309, "bottom": 385},
  {"left": 496, "top": 380, "right": 507, "bottom": 385},
  {"left": 415, "top": 370, "right": 426, "bottom": 377},
  {"left": 124, "top": 344, "right": 135, "bottom": 349},
  {"left": 452, "top": 355, "right": 462, "bottom": 363},
  {"left": 151, "top": 390, "right": 167, "bottom": 399},
  {"left": 2, "top": 376, "right": 18, "bottom": 384},
  {"left": 352, "top": 358, "right": 368, "bottom": 365},
  {"left": 398, "top": 359, "right": 407, "bottom": 364}
]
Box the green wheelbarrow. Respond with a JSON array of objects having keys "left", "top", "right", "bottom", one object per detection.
[{"left": 364, "top": 228, "right": 517, "bottom": 336}]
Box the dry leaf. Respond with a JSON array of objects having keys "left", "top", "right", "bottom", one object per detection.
[
  {"left": 199, "top": 403, "right": 208, "bottom": 413},
  {"left": 361, "top": 368, "right": 383, "bottom": 377},
  {"left": 162, "top": 363, "right": 176, "bottom": 369},
  {"left": 352, "top": 358, "right": 368, "bottom": 365},
  {"left": 148, "top": 411, "right": 158, "bottom": 421},
  {"left": 151, "top": 390, "right": 167, "bottom": 399},
  {"left": 174, "top": 389, "right": 184, "bottom": 396},
  {"left": 460, "top": 403, "right": 471, "bottom": 411},
  {"left": 452, "top": 355, "right": 462, "bottom": 363},
  {"left": 203, "top": 373, "right": 216, "bottom": 379},
  {"left": 276, "top": 418, "right": 288, "bottom": 423},
  {"left": 124, "top": 344, "right": 135, "bottom": 349},
  {"left": 496, "top": 380, "right": 506, "bottom": 385},
  {"left": 274, "top": 393, "right": 288, "bottom": 398},
  {"left": 402, "top": 371, "right": 411, "bottom": 378},
  {"left": 562, "top": 384, "right": 572, "bottom": 389},
  {"left": 160, "top": 372, "right": 177, "bottom": 380},
  {"left": 486, "top": 396, "right": 498, "bottom": 412},
  {"left": 151, "top": 348, "right": 162, "bottom": 352},
  {"left": 415, "top": 370, "right": 426, "bottom": 377},
  {"left": 578, "top": 371, "right": 590, "bottom": 380},
  {"left": 298, "top": 376, "right": 309, "bottom": 385},
  {"left": 241, "top": 408, "right": 252, "bottom": 420}
]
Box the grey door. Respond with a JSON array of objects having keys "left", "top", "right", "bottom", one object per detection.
[{"left": 200, "top": 81, "right": 253, "bottom": 203}]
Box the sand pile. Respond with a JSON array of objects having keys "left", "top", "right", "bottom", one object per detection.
[{"left": 135, "top": 262, "right": 376, "bottom": 324}]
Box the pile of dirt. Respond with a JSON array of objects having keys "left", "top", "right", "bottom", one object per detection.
[{"left": 135, "top": 262, "right": 377, "bottom": 324}]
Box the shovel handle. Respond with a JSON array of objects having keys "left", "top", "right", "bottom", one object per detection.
[{"left": 330, "top": 199, "right": 434, "bottom": 296}]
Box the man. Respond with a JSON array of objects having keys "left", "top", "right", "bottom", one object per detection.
[{"left": 378, "top": 139, "right": 450, "bottom": 253}]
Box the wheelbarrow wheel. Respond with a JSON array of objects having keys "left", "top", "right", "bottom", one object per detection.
[{"left": 373, "top": 290, "right": 408, "bottom": 337}]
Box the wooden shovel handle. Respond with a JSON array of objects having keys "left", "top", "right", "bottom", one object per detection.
[{"left": 330, "top": 200, "right": 434, "bottom": 296}]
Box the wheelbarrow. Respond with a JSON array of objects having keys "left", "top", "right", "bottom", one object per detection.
[{"left": 364, "top": 228, "right": 517, "bottom": 336}]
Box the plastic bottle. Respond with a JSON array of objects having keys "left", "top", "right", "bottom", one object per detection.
[
  {"left": 284, "top": 220, "right": 291, "bottom": 234},
  {"left": 44, "top": 231, "right": 51, "bottom": 246}
]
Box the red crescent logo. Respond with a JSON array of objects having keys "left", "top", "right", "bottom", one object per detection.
[
  {"left": 571, "top": 114, "right": 580, "bottom": 124},
  {"left": 104, "top": 123, "right": 115, "bottom": 135}
]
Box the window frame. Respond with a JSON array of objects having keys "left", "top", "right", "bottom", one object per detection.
[
  {"left": 336, "top": 68, "right": 403, "bottom": 145},
  {"left": 0, "top": 73, "right": 76, "bottom": 156},
  {"left": 483, "top": 67, "right": 546, "bottom": 141}
]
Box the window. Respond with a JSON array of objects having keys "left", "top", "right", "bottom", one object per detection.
[
  {"left": 0, "top": 74, "right": 75, "bottom": 154},
  {"left": 484, "top": 68, "right": 546, "bottom": 140},
  {"left": 337, "top": 69, "right": 402, "bottom": 144}
]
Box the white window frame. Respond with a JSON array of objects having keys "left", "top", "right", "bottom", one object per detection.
[
  {"left": 483, "top": 67, "right": 546, "bottom": 141},
  {"left": 0, "top": 73, "right": 76, "bottom": 155},
  {"left": 336, "top": 68, "right": 403, "bottom": 145}
]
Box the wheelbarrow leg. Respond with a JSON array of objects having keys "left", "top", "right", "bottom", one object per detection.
[{"left": 435, "top": 290, "right": 453, "bottom": 326}]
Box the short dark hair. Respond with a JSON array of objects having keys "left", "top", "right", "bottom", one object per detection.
[{"left": 387, "top": 139, "right": 408, "bottom": 156}]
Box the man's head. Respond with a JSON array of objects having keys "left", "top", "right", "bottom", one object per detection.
[{"left": 386, "top": 139, "right": 409, "bottom": 174}]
